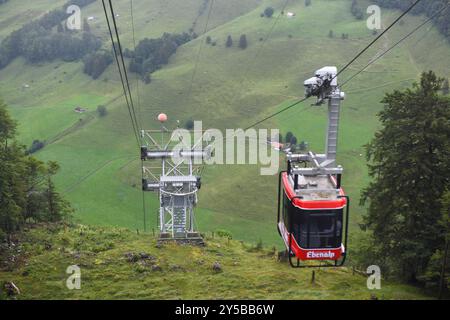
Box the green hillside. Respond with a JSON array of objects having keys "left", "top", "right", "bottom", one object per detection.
[
  {"left": 0, "top": 0, "right": 449, "bottom": 250},
  {"left": 0, "top": 223, "right": 432, "bottom": 299}
]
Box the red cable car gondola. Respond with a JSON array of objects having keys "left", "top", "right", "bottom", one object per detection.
[
  {"left": 277, "top": 164, "right": 349, "bottom": 268},
  {"left": 277, "top": 66, "right": 350, "bottom": 268}
]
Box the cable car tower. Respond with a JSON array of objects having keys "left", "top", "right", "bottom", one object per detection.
[
  {"left": 141, "top": 114, "right": 211, "bottom": 244},
  {"left": 277, "top": 66, "right": 350, "bottom": 268}
]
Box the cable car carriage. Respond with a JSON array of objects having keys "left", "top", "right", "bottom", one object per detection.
[
  {"left": 277, "top": 66, "right": 350, "bottom": 268},
  {"left": 277, "top": 154, "right": 349, "bottom": 268}
]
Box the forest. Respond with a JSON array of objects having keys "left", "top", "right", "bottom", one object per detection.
[
  {"left": 0, "top": 0, "right": 100, "bottom": 70},
  {"left": 125, "top": 32, "right": 193, "bottom": 81}
]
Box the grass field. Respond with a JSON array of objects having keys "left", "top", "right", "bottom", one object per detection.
[
  {"left": 0, "top": 0, "right": 449, "bottom": 251},
  {"left": 0, "top": 223, "right": 434, "bottom": 299}
]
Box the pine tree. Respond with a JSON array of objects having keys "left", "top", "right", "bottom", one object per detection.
[
  {"left": 0, "top": 99, "right": 72, "bottom": 237},
  {"left": 264, "top": 7, "right": 274, "bottom": 18},
  {"left": 185, "top": 119, "right": 194, "bottom": 130},
  {"left": 226, "top": 35, "right": 233, "bottom": 48},
  {"left": 45, "top": 161, "right": 72, "bottom": 222},
  {"left": 361, "top": 71, "right": 450, "bottom": 282},
  {"left": 285, "top": 132, "right": 293, "bottom": 143},
  {"left": 239, "top": 34, "right": 248, "bottom": 49},
  {"left": 0, "top": 99, "right": 26, "bottom": 235}
]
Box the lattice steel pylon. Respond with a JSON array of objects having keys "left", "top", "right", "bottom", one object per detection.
[{"left": 140, "top": 123, "right": 211, "bottom": 243}]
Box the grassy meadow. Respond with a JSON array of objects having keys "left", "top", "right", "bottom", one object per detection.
[{"left": 0, "top": 223, "right": 433, "bottom": 299}]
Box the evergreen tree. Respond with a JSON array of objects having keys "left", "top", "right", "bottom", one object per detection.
[
  {"left": 97, "top": 105, "right": 107, "bottom": 117},
  {"left": 226, "top": 35, "right": 233, "bottom": 48},
  {"left": 0, "top": 100, "right": 25, "bottom": 236},
  {"left": 0, "top": 99, "right": 71, "bottom": 238},
  {"left": 45, "top": 161, "right": 71, "bottom": 222},
  {"left": 361, "top": 71, "right": 450, "bottom": 282},
  {"left": 239, "top": 34, "right": 248, "bottom": 49},
  {"left": 285, "top": 131, "right": 293, "bottom": 143},
  {"left": 185, "top": 119, "right": 194, "bottom": 130},
  {"left": 264, "top": 7, "right": 274, "bottom": 18}
]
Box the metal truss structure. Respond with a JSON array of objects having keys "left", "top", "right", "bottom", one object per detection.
[{"left": 140, "top": 128, "right": 211, "bottom": 242}]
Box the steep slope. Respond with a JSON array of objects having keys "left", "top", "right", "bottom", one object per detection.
[
  {"left": 0, "top": 223, "right": 433, "bottom": 299},
  {"left": 0, "top": 0, "right": 449, "bottom": 247}
]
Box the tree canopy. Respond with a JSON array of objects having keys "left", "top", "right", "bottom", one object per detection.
[
  {"left": 0, "top": 100, "right": 72, "bottom": 239},
  {"left": 361, "top": 71, "right": 450, "bottom": 282},
  {"left": 239, "top": 34, "right": 248, "bottom": 49},
  {"left": 0, "top": 0, "right": 100, "bottom": 69},
  {"left": 126, "top": 32, "right": 192, "bottom": 80},
  {"left": 263, "top": 7, "right": 274, "bottom": 18}
]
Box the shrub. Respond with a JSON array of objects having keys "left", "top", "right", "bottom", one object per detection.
[
  {"left": 226, "top": 35, "right": 233, "bottom": 48},
  {"left": 27, "top": 139, "right": 45, "bottom": 154},
  {"left": 97, "top": 105, "right": 107, "bottom": 117},
  {"left": 239, "top": 34, "right": 248, "bottom": 49},
  {"left": 264, "top": 7, "right": 274, "bottom": 18},
  {"left": 216, "top": 229, "right": 233, "bottom": 240},
  {"left": 285, "top": 131, "right": 293, "bottom": 143},
  {"left": 185, "top": 119, "right": 194, "bottom": 130}
]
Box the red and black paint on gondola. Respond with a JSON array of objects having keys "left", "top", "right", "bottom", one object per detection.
[{"left": 276, "top": 67, "right": 350, "bottom": 268}]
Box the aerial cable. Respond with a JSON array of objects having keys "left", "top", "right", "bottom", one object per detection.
[
  {"left": 101, "top": 0, "right": 141, "bottom": 147},
  {"left": 130, "top": 0, "right": 144, "bottom": 131},
  {"left": 341, "top": 2, "right": 450, "bottom": 87},
  {"left": 243, "top": 97, "right": 309, "bottom": 130},
  {"left": 103, "top": 0, "right": 147, "bottom": 231},
  {"left": 185, "top": 0, "right": 215, "bottom": 179},
  {"left": 227, "top": 0, "right": 291, "bottom": 112},
  {"left": 252, "top": 0, "right": 290, "bottom": 62},
  {"left": 242, "top": 0, "right": 424, "bottom": 130},
  {"left": 335, "top": 0, "right": 423, "bottom": 79},
  {"left": 107, "top": 0, "right": 141, "bottom": 134},
  {"left": 185, "top": 0, "right": 215, "bottom": 107},
  {"left": 130, "top": 0, "right": 148, "bottom": 232}
]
